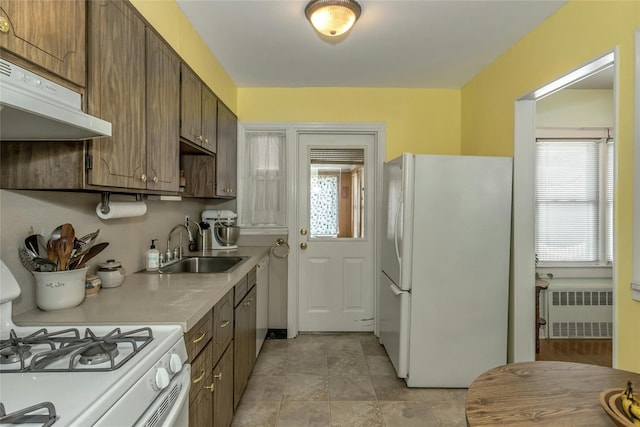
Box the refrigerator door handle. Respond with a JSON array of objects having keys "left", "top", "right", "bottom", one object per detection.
[
  {"left": 394, "top": 200, "right": 403, "bottom": 266},
  {"left": 389, "top": 282, "right": 407, "bottom": 296}
]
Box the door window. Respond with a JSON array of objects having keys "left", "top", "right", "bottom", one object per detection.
[{"left": 308, "top": 148, "right": 365, "bottom": 239}]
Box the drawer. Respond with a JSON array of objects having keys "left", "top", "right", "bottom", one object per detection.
[
  {"left": 247, "top": 266, "right": 257, "bottom": 289},
  {"left": 234, "top": 275, "right": 248, "bottom": 307},
  {"left": 212, "top": 288, "right": 234, "bottom": 363},
  {"left": 189, "top": 341, "right": 213, "bottom": 404},
  {"left": 185, "top": 309, "right": 212, "bottom": 363}
]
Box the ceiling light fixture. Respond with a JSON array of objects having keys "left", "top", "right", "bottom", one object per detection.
[{"left": 305, "top": 0, "right": 361, "bottom": 37}]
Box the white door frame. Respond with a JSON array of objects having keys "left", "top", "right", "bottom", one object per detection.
[
  {"left": 512, "top": 51, "right": 618, "bottom": 363},
  {"left": 287, "top": 123, "right": 386, "bottom": 338}
]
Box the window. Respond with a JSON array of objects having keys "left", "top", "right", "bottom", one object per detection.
[
  {"left": 535, "top": 138, "right": 613, "bottom": 265},
  {"left": 310, "top": 172, "right": 339, "bottom": 237},
  {"left": 307, "top": 148, "right": 366, "bottom": 239},
  {"left": 238, "top": 130, "right": 286, "bottom": 227}
]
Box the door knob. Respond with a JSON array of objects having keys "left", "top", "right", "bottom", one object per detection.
[
  {"left": 300, "top": 228, "right": 308, "bottom": 235},
  {"left": 300, "top": 242, "right": 308, "bottom": 250},
  {"left": 0, "top": 17, "right": 9, "bottom": 33}
]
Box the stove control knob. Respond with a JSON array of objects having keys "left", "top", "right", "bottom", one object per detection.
[
  {"left": 154, "top": 368, "right": 170, "bottom": 390},
  {"left": 169, "top": 353, "right": 183, "bottom": 374}
]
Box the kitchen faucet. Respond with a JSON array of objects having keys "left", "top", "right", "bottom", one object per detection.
[
  {"left": 166, "top": 224, "right": 193, "bottom": 262},
  {"left": 185, "top": 218, "right": 202, "bottom": 252}
]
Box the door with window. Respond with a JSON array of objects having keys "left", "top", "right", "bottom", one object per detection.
[{"left": 297, "top": 132, "right": 375, "bottom": 332}]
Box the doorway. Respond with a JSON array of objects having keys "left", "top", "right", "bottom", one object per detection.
[{"left": 512, "top": 51, "right": 617, "bottom": 364}]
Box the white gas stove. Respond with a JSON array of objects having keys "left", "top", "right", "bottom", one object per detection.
[{"left": 0, "top": 261, "right": 190, "bottom": 427}]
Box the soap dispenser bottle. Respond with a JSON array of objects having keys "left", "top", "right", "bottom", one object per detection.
[{"left": 146, "top": 239, "right": 160, "bottom": 272}]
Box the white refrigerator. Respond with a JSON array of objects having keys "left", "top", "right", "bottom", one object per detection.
[{"left": 378, "top": 153, "right": 513, "bottom": 388}]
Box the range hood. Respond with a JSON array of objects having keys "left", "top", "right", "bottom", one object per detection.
[{"left": 0, "top": 59, "right": 111, "bottom": 141}]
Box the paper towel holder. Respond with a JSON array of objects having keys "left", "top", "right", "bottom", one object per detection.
[
  {"left": 99, "top": 192, "right": 144, "bottom": 214},
  {"left": 100, "top": 192, "right": 111, "bottom": 215}
]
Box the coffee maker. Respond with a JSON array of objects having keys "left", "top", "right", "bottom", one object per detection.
[{"left": 201, "top": 210, "right": 239, "bottom": 250}]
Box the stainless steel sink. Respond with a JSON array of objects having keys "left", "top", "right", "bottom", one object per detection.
[{"left": 158, "top": 256, "right": 248, "bottom": 274}]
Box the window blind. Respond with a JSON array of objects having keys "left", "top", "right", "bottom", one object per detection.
[{"left": 535, "top": 140, "right": 600, "bottom": 262}]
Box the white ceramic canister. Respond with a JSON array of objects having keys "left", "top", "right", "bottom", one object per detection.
[
  {"left": 32, "top": 267, "right": 88, "bottom": 311},
  {"left": 96, "top": 259, "right": 126, "bottom": 288}
]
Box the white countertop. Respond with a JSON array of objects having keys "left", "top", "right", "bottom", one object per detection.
[{"left": 13, "top": 247, "right": 270, "bottom": 332}]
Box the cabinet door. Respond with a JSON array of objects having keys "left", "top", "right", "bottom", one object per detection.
[
  {"left": 180, "top": 64, "right": 202, "bottom": 145},
  {"left": 87, "top": 0, "right": 146, "bottom": 189},
  {"left": 216, "top": 102, "right": 237, "bottom": 197},
  {"left": 190, "top": 341, "right": 213, "bottom": 425},
  {"left": 234, "top": 298, "right": 250, "bottom": 409},
  {"left": 213, "top": 344, "right": 234, "bottom": 427},
  {"left": 146, "top": 28, "right": 180, "bottom": 192},
  {"left": 201, "top": 87, "right": 218, "bottom": 154},
  {"left": 212, "top": 288, "right": 234, "bottom": 363},
  {"left": 246, "top": 285, "right": 257, "bottom": 371},
  {"left": 190, "top": 385, "right": 213, "bottom": 427},
  {"left": 0, "top": 0, "right": 86, "bottom": 86}
]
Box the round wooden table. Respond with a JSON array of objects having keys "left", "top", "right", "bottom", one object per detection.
[{"left": 465, "top": 361, "right": 640, "bottom": 426}]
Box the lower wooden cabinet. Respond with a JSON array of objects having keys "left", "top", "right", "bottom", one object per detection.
[
  {"left": 213, "top": 343, "right": 234, "bottom": 427},
  {"left": 189, "top": 341, "right": 213, "bottom": 426},
  {"left": 234, "top": 283, "right": 257, "bottom": 410},
  {"left": 190, "top": 383, "right": 213, "bottom": 426},
  {"left": 187, "top": 269, "right": 260, "bottom": 423}
]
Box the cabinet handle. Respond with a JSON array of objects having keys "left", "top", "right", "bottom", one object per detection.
[
  {"left": 192, "top": 370, "right": 206, "bottom": 384},
  {"left": 205, "top": 383, "right": 215, "bottom": 393},
  {"left": 0, "top": 17, "right": 8, "bottom": 33},
  {"left": 219, "top": 320, "right": 230, "bottom": 328},
  {"left": 140, "top": 174, "right": 147, "bottom": 183},
  {"left": 152, "top": 176, "right": 158, "bottom": 183},
  {"left": 214, "top": 373, "right": 222, "bottom": 381},
  {"left": 204, "top": 138, "right": 209, "bottom": 144},
  {"left": 244, "top": 298, "right": 253, "bottom": 306},
  {"left": 197, "top": 135, "right": 203, "bottom": 141},
  {"left": 192, "top": 331, "right": 206, "bottom": 344}
]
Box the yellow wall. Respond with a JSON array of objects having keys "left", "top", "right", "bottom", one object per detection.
[
  {"left": 238, "top": 88, "right": 462, "bottom": 160},
  {"left": 461, "top": 0, "right": 640, "bottom": 371},
  {"left": 129, "top": 0, "right": 238, "bottom": 112}
]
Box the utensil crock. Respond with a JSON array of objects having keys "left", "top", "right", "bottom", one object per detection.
[{"left": 32, "top": 267, "right": 88, "bottom": 311}]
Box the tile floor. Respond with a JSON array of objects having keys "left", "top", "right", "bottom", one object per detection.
[{"left": 231, "top": 333, "right": 467, "bottom": 427}]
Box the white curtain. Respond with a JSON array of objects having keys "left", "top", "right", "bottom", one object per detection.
[{"left": 240, "top": 131, "right": 286, "bottom": 226}]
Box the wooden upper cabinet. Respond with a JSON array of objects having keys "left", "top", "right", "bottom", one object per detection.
[
  {"left": 146, "top": 28, "right": 180, "bottom": 192},
  {"left": 0, "top": 0, "right": 86, "bottom": 87},
  {"left": 180, "top": 64, "right": 202, "bottom": 146},
  {"left": 216, "top": 101, "right": 238, "bottom": 197},
  {"left": 201, "top": 87, "right": 218, "bottom": 154},
  {"left": 87, "top": 0, "right": 146, "bottom": 190},
  {"left": 180, "top": 64, "right": 216, "bottom": 154}
]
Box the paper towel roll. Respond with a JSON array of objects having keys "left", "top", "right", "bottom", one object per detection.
[{"left": 96, "top": 202, "right": 147, "bottom": 219}]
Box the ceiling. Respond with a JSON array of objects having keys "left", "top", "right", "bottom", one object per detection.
[{"left": 176, "top": 0, "right": 569, "bottom": 89}]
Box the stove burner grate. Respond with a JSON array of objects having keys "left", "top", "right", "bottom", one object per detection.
[
  {"left": 0, "top": 402, "right": 57, "bottom": 427},
  {"left": 0, "top": 327, "right": 153, "bottom": 373},
  {"left": 0, "top": 344, "right": 32, "bottom": 364}
]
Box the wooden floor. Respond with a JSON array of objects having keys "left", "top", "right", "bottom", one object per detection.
[{"left": 536, "top": 338, "right": 612, "bottom": 367}]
